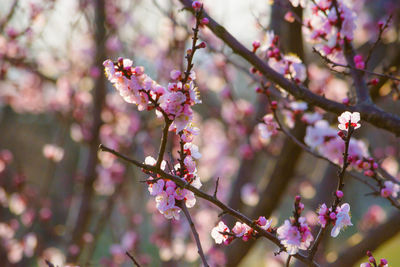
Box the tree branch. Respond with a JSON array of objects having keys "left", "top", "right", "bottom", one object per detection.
[
  {"left": 177, "top": 201, "right": 209, "bottom": 267},
  {"left": 178, "top": 0, "right": 400, "bottom": 136},
  {"left": 98, "top": 144, "right": 320, "bottom": 267}
]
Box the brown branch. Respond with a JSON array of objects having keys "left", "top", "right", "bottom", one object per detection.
[
  {"left": 178, "top": 0, "right": 400, "bottom": 136},
  {"left": 177, "top": 201, "right": 209, "bottom": 267},
  {"left": 98, "top": 144, "right": 320, "bottom": 267},
  {"left": 156, "top": 120, "right": 172, "bottom": 169}
]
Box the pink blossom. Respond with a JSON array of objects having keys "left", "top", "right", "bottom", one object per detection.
[
  {"left": 184, "top": 143, "right": 202, "bottom": 159},
  {"left": 232, "top": 222, "right": 251, "bottom": 238},
  {"left": 257, "top": 216, "right": 272, "bottom": 231},
  {"left": 380, "top": 181, "right": 400, "bottom": 198},
  {"left": 148, "top": 180, "right": 165, "bottom": 196},
  {"left": 163, "top": 206, "right": 181, "bottom": 220},
  {"left": 289, "top": 101, "right": 308, "bottom": 112},
  {"left": 43, "top": 144, "right": 64, "bottom": 162},
  {"left": 211, "top": 221, "right": 230, "bottom": 244},
  {"left": 338, "top": 111, "right": 361, "bottom": 131},
  {"left": 240, "top": 183, "right": 259, "bottom": 206},
  {"left": 155, "top": 191, "right": 175, "bottom": 213},
  {"left": 289, "top": 0, "right": 306, "bottom": 7},
  {"left": 318, "top": 203, "right": 329, "bottom": 228},
  {"left": 170, "top": 70, "right": 182, "bottom": 80},
  {"left": 304, "top": 120, "right": 336, "bottom": 149},
  {"left": 258, "top": 114, "right": 279, "bottom": 140},
  {"left": 277, "top": 217, "right": 313, "bottom": 255},
  {"left": 183, "top": 156, "right": 196, "bottom": 173},
  {"left": 331, "top": 203, "right": 353, "bottom": 237}
]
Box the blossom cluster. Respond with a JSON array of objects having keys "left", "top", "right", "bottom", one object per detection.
[
  {"left": 277, "top": 196, "right": 313, "bottom": 255},
  {"left": 360, "top": 251, "right": 388, "bottom": 267},
  {"left": 211, "top": 216, "right": 272, "bottom": 245},
  {"left": 254, "top": 31, "right": 307, "bottom": 83},
  {"left": 292, "top": 0, "right": 357, "bottom": 60},
  {"left": 103, "top": 58, "right": 201, "bottom": 132},
  {"left": 380, "top": 181, "right": 400, "bottom": 198},
  {"left": 104, "top": 58, "right": 203, "bottom": 220},
  {"left": 304, "top": 115, "right": 368, "bottom": 166}
]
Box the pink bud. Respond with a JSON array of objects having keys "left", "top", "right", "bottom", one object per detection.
[
  {"left": 354, "top": 54, "right": 363, "bottom": 63},
  {"left": 369, "top": 256, "right": 376, "bottom": 263},
  {"left": 329, "top": 212, "right": 336, "bottom": 220},
  {"left": 364, "top": 170, "right": 374, "bottom": 177},
  {"left": 257, "top": 216, "right": 267, "bottom": 226},
  {"left": 295, "top": 195, "right": 301, "bottom": 202},
  {"left": 192, "top": 1, "right": 202, "bottom": 10},
  {"left": 380, "top": 259, "right": 388, "bottom": 265},
  {"left": 366, "top": 251, "right": 373, "bottom": 257},
  {"left": 252, "top": 40, "right": 260, "bottom": 49},
  {"left": 336, "top": 190, "right": 344, "bottom": 198},
  {"left": 284, "top": 11, "right": 295, "bottom": 23},
  {"left": 252, "top": 40, "right": 260, "bottom": 53},
  {"left": 381, "top": 188, "right": 390, "bottom": 198},
  {"left": 271, "top": 101, "right": 278, "bottom": 110},
  {"left": 198, "top": 41, "right": 206, "bottom": 48},
  {"left": 338, "top": 131, "right": 345, "bottom": 139},
  {"left": 372, "top": 162, "right": 379, "bottom": 169},
  {"left": 255, "top": 87, "right": 262, "bottom": 93},
  {"left": 369, "top": 78, "right": 379, "bottom": 85},
  {"left": 342, "top": 98, "right": 350, "bottom": 105},
  {"left": 356, "top": 62, "right": 365, "bottom": 69},
  {"left": 201, "top": 17, "right": 209, "bottom": 25}
]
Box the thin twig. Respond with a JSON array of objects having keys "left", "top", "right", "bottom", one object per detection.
[
  {"left": 313, "top": 48, "right": 400, "bottom": 82},
  {"left": 213, "top": 177, "right": 220, "bottom": 199},
  {"left": 45, "top": 260, "right": 55, "bottom": 267},
  {"left": 286, "top": 255, "right": 292, "bottom": 267},
  {"left": 178, "top": 201, "right": 209, "bottom": 267},
  {"left": 365, "top": 15, "right": 392, "bottom": 68},
  {"left": 126, "top": 251, "right": 142, "bottom": 267}
]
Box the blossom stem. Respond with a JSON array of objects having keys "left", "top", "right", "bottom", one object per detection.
[
  {"left": 126, "top": 251, "right": 142, "bottom": 267},
  {"left": 286, "top": 255, "right": 292, "bottom": 267}
]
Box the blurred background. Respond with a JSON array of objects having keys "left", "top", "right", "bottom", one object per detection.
[{"left": 0, "top": 0, "right": 400, "bottom": 266}]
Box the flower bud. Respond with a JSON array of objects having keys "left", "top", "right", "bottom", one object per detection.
[{"left": 336, "top": 190, "right": 344, "bottom": 198}]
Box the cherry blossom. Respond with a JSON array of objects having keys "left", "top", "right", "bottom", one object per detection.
[
  {"left": 232, "top": 222, "right": 251, "bottom": 238},
  {"left": 331, "top": 203, "right": 353, "bottom": 237},
  {"left": 277, "top": 217, "right": 313, "bottom": 255},
  {"left": 338, "top": 111, "right": 361, "bottom": 131},
  {"left": 211, "top": 221, "right": 230, "bottom": 244},
  {"left": 380, "top": 181, "right": 400, "bottom": 198},
  {"left": 42, "top": 144, "right": 64, "bottom": 162}
]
